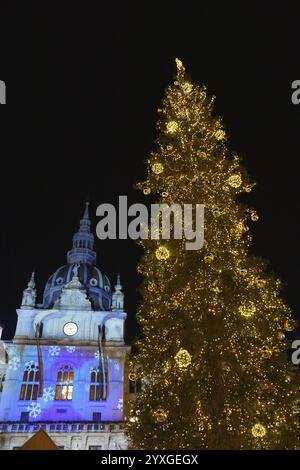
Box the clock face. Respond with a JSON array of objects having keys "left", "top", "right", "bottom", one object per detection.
[{"left": 63, "top": 322, "right": 78, "bottom": 336}]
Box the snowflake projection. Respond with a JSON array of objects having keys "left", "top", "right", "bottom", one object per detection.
[
  {"left": 109, "top": 359, "right": 120, "bottom": 371},
  {"left": 8, "top": 356, "right": 21, "bottom": 371},
  {"left": 7, "top": 346, "right": 16, "bottom": 356},
  {"left": 48, "top": 346, "right": 61, "bottom": 356},
  {"left": 66, "top": 346, "right": 76, "bottom": 353},
  {"left": 117, "top": 398, "right": 123, "bottom": 411},
  {"left": 26, "top": 402, "right": 42, "bottom": 418},
  {"left": 43, "top": 386, "right": 55, "bottom": 402},
  {"left": 25, "top": 361, "right": 38, "bottom": 371},
  {"left": 94, "top": 350, "right": 100, "bottom": 359}
]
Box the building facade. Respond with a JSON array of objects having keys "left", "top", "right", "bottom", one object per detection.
[{"left": 0, "top": 204, "right": 133, "bottom": 450}]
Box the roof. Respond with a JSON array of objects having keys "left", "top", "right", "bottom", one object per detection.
[{"left": 20, "top": 428, "right": 59, "bottom": 450}]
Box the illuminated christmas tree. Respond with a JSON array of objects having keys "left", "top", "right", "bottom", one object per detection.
[{"left": 126, "top": 59, "right": 300, "bottom": 450}]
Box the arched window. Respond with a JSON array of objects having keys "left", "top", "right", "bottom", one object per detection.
[
  {"left": 19, "top": 362, "right": 39, "bottom": 401},
  {"left": 89, "top": 366, "right": 108, "bottom": 401},
  {"left": 55, "top": 365, "right": 73, "bottom": 401}
]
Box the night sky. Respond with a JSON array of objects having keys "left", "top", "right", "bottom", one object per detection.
[{"left": 0, "top": 4, "right": 299, "bottom": 343}]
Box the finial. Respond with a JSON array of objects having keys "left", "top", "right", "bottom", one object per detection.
[
  {"left": 28, "top": 271, "right": 35, "bottom": 289},
  {"left": 175, "top": 58, "right": 186, "bottom": 82},
  {"left": 82, "top": 201, "right": 90, "bottom": 220},
  {"left": 175, "top": 58, "right": 185, "bottom": 72},
  {"left": 112, "top": 273, "right": 124, "bottom": 310}
]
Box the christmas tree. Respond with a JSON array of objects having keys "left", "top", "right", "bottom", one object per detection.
[{"left": 126, "top": 59, "right": 300, "bottom": 450}]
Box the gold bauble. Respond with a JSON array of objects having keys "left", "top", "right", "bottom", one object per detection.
[
  {"left": 259, "top": 381, "right": 269, "bottom": 391},
  {"left": 250, "top": 210, "right": 259, "bottom": 222},
  {"left": 251, "top": 423, "right": 267, "bottom": 438},
  {"left": 255, "top": 277, "right": 266, "bottom": 288},
  {"left": 221, "top": 361, "right": 231, "bottom": 372},
  {"left": 182, "top": 81, "right": 193, "bottom": 94},
  {"left": 213, "top": 208, "right": 221, "bottom": 217},
  {"left": 261, "top": 345, "right": 273, "bottom": 358},
  {"left": 155, "top": 246, "right": 170, "bottom": 261},
  {"left": 166, "top": 120, "right": 179, "bottom": 134},
  {"left": 162, "top": 191, "right": 169, "bottom": 198},
  {"left": 174, "top": 348, "right": 192, "bottom": 369},
  {"left": 204, "top": 253, "right": 214, "bottom": 264},
  {"left": 214, "top": 129, "right": 226, "bottom": 141},
  {"left": 284, "top": 319, "right": 296, "bottom": 332},
  {"left": 239, "top": 268, "right": 247, "bottom": 276},
  {"left": 152, "top": 163, "right": 164, "bottom": 174},
  {"left": 197, "top": 150, "right": 208, "bottom": 159},
  {"left": 152, "top": 407, "right": 168, "bottom": 423},
  {"left": 228, "top": 173, "right": 242, "bottom": 188},
  {"left": 143, "top": 187, "right": 151, "bottom": 195},
  {"left": 245, "top": 185, "right": 253, "bottom": 193},
  {"left": 277, "top": 331, "right": 285, "bottom": 340},
  {"left": 167, "top": 145, "right": 173, "bottom": 151},
  {"left": 128, "top": 371, "right": 139, "bottom": 382},
  {"left": 235, "top": 221, "right": 248, "bottom": 236},
  {"left": 238, "top": 302, "right": 256, "bottom": 318}
]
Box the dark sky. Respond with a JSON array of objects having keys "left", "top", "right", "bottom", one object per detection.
[{"left": 0, "top": 3, "right": 299, "bottom": 342}]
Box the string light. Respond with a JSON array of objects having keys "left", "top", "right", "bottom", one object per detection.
[
  {"left": 238, "top": 302, "right": 256, "bottom": 318},
  {"left": 126, "top": 58, "right": 300, "bottom": 451}
]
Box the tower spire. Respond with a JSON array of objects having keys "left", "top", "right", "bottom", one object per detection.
[
  {"left": 67, "top": 202, "right": 97, "bottom": 265},
  {"left": 83, "top": 201, "right": 90, "bottom": 220},
  {"left": 112, "top": 273, "right": 124, "bottom": 310},
  {"left": 21, "top": 271, "right": 37, "bottom": 308}
]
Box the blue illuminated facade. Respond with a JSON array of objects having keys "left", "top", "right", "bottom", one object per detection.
[{"left": 0, "top": 204, "right": 131, "bottom": 450}]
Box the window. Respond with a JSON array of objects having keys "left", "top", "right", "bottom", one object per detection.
[
  {"left": 38, "top": 322, "right": 43, "bottom": 338},
  {"left": 129, "top": 377, "right": 142, "bottom": 394},
  {"left": 89, "top": 366, "right": 108, "bottom": 401},
  {"left": 55, "top": 365, "right": 73, "bottom": 401},
  {"left": 92, "top": 412, "right": 101, "bottom": 422},
  {"left": 20, "top": 412, "right": 29, "bottom": 422},
  {"left": 89, "top": 446, "right": 102, "bottom": 450},
  {"left": 19, "top": 362, "right": 39, "bottom": 401}
]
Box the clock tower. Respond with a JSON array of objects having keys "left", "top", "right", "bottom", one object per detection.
[{"left": 0, "top": 204, "right": 131, "bottom": 450}]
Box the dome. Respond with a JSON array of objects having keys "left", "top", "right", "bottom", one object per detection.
[
  {"left": 40, "top": 203, "right": 111, "bottom": 311},
  {"left": 42, "top": 262, "right": 111, "bottom": 311}
]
